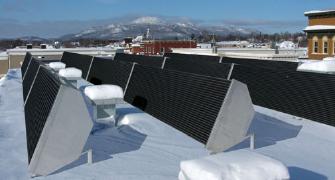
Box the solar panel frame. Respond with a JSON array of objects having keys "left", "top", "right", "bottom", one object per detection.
[
  {"left": 21, "top": 52, "right": 33, "bottom": 78},
  {"left": 164, "top": 57, "right": 232, "bottom": 79},
  {"left": 61, "top": 51, "right": 93, "bottom": 78},
  {"left": 87, "top": 57, "right": 134, "bottom": 90},
  {"left": 230, "top": 64, "right": 335, "bottom": 126},
  {"left": 124, "top": 65, "right": 232, "bottom": 144},
  {"left": 24, "top": 66, "right": 61, "bottom": 163},
  {"left": 222, "top": 56, "right": 299, "bottom": 71},
  {"left": 164, "top": 53, "right": 298, "bottom": 71},
  {"left": 22, "top": 58, "right": 41, "bottom": 102},
  {"left": 114, "top": 53, "right": 164, "bottom": 68}
]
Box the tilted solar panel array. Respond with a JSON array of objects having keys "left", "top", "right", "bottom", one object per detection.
[
  {"left": 114, "top": 53, "right": 164, "bottom": 68},
  {"left": 124, "top": 65, "right": 232, "bottom": 144},
  {"left": 21, "top": 52, "right": 33, "bottom": 78},
  {"left": 164, "top": 53, "right": 299, "bottom": 71},
  {"left": 24, "top": 66, "right": 61, "bottom": 163},
  {"left": 22, "top": 58, "right": 41, "bottom": 102},
  {"left": 231, "top": 65, "right": 335, "bottom": 126},
  {"left": 164, "top": 57, "right": 232, "bottom": 79},
  {"left": 222, "top": 57, "right": 299, "bottom": 71},
  {"left": 87, "top": 57, "right": 134, "bottom": 89},
  {"left": 61, "top": 51, "right": 93, "bottom": 78},
  {"left": 164, "top": 53, "right": 221, "bottom": 63}
]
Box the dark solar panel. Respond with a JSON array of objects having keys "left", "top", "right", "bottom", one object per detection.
[
  {"left": 164, "top": 57, "right": 232, "bottom": 79},
  {"left": 24, "top": 66, "right": 61, "bottom": 163},
  {"left": 222, "top": 56, "right": 299, "bottom": 71},
  {"left": 231, "top": 65, "right": 335, "bottom": 126},
  {"left": 39, "top": 59, "right": 61, "bottom": 64},
  {"left": 164, "top": 53, "right": 298, "bottom": 71},
  {"left": 22, "top": 58, "right": 41, "bottom": 102},
  {"left": 114, "top": 53, "right": 164, "bottom": 68},
  {"left": 21, "top": 52, "right": 33, "bottom": 78},
  {"left": 124, "top": 65, "right": 232, "bottom": 144},
  {"left": 164, "top": 53, "right": 221, "bottom": 63},
  {"left": 87, "top": 57, "right": 133, "bottom": 90},
  {"left": 61, "top": 51, "right": 93, "bottom": 78}
]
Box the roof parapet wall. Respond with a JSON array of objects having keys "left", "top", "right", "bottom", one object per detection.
[{"left": 304, "top": 9, "right": 335, "bottom": 17}]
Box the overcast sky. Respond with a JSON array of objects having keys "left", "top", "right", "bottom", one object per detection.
[{"left": 0, "top": 0, "right": 333, "bottom": 38}]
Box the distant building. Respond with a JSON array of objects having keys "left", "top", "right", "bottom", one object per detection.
[
  {"left": 131, "top": 40, "right": 197, "bottom": 55},
  {"left": 216, "top": 41, "right": 250, "bottom": 48},
  {"left": 123, "top": 37, "right": 133, "bottom": 48},
  {"left": 304, "top": 10, "right": 335, "bottom": 60},
  {"left": 197, "top": 43, "right": 212, "bottom": 49}
]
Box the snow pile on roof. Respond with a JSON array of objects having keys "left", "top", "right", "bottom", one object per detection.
[
  {"left": 48, "top": 62, "right": 66, "bottom": 70},
  {"left": 323, "top": 57, "right": 335, "bottom": 61},
  {"left": 133, "top": 36, "right": 143, "bottom": 43},
  {"left": 304, "top": 25, "right": 335, "bottom": 31},
  {"left": 297, "top": 60, "right": 335, "bottom": 73},
  {"left": 179, "top": 149, "right": 289, "bottom": 180},
  {"left": 84, "top": 84, "right": 123, "bottom": 100},
  {"left": 279, "top": 41, "right": 296, "bottom": 49},
  {"left": 58, "top": 68, "right": 82, "bottom": 78},
  {"left": 0, "top": 51, "right": 7, "bottom": 56}
]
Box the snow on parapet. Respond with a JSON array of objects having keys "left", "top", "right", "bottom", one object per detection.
[
  {"left": 323, "top": 57, "right": 335, "bottom": 61},
  {"left": 304, "top": 9, "right": 335, "bottom": 16},
  {"left": 304, "top": 25, "right": 335, "bottom": 31},
  {"left": 179, "top": 149, "right": 289, "bottom": 180},
  {"left": 297, "top": 60, "right": 335, "bottom": 73},
  {"left": 84, "top": 85, "right": 124, "bottom": 100}
]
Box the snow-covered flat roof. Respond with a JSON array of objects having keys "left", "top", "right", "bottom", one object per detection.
[
  {"left": 1, "top": 69, "right": 335, "bottom": 179},
  {"left": 297, "top": 60, "right": 335, "bottom": 73},
  {"left": 304, "top": 25, "right": 335, "bottom": 32},
  {"left": 0, "top": 52, "right": 8, "bottom": 61},
  {"left": 6, "top": 47, "right": 118, "bottom": 56},
  {"left": 304, "top": 9, "right": 335, "bottom": 16}
]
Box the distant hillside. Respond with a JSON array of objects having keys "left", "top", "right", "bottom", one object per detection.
[{"left": 60, "top": 16, "right": 258, "bottom": 40}]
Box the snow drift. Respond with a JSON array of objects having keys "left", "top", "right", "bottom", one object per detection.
[
  {"left": 179, "top": 149, "right": 289, "bottom": 180},
  {"left": 297, "top": 60, "right": 335, "bottom": 73},
  {"left": 323, "top": 57, "right": 335, "bottom": 61}
]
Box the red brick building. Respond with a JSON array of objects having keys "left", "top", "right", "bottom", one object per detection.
[
  {"left": 131, "top": 40, "right": 196, "bottom": 55},
  {"left": 304, "top": 10, "right": 335, "bottom": 60}
]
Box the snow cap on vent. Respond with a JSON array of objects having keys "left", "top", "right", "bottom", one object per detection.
[
  {"left": 84, "top": 85, "right": 124, "bottom": 100},
  {"left": 59, "top": 67, "right": 82, "bottom": 78},
  {"left": 179, "top": 150, "right": 289, "bottom": 180},
  {"left": 48, "top": 62, "right": 66, "bottom": 71}
]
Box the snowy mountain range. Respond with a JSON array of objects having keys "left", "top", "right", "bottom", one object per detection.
[{"left": 61, "top": 16, "right": 258, "bottom": 40}]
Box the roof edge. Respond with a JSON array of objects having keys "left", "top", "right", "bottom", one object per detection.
[{"left": 304, "top": 10, "right": 335, "bottom": 17}]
